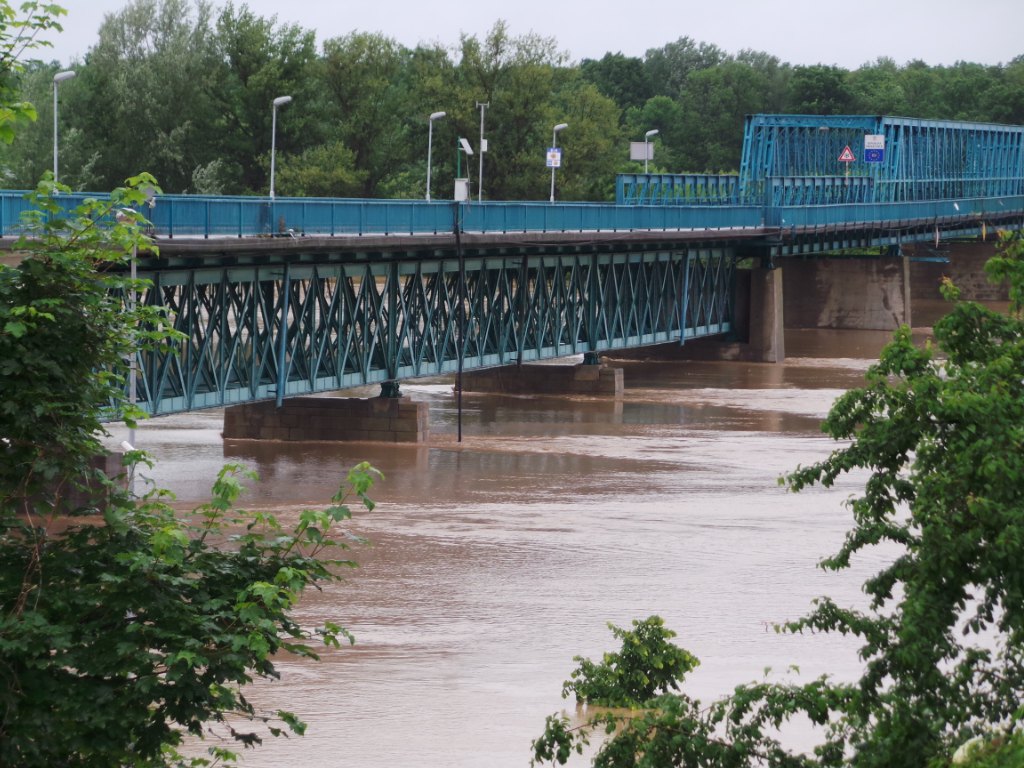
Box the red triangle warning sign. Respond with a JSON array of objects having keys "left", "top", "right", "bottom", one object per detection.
[{"left": 838, "top": 145, "right": 856, "bottom": 162}]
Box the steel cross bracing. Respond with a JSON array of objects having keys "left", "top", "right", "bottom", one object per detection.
[{"left": 127, "top": 247, "right": 735, "bottom": 415}]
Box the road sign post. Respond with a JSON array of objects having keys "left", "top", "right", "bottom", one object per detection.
[{"left": 838, "top": 145, "right": 856, "bottom": 177}]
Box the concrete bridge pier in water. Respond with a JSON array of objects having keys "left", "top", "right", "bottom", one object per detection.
[{"left": 222, "top": 359, "right": 624, "bottom": 444}]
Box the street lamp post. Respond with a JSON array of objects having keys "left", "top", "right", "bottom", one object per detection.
[
  {"left": 269, "top": 95, "right": 292, "bottom": 199},
  {"left": 476, "top": 101, "right": 488, "bottom": 202},
  {"left": 426, "top": 111, "right": 446, "bottom": 201},
  {"left": 549, "top": 122, "right": 568, "bottom": 203},
  {"left": 644, "top": 129, "right": 659, "bottom": 173},
  {"left": 52, "top": 70, "right": 76, "bottom": 186}
]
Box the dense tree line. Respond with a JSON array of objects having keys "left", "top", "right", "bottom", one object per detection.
[{"left": 1, "top": 0, "right": 1021, "bottom": 200}]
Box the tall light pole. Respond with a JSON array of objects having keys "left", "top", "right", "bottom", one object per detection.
[
  {"left": 426, "top": 111, "right": 446, "bottom": 201},
  {"left": 549, "top": 122, "right": 568, "bottom": 204},
  {"left": 269, "top": 95, "right": 292, "bottom": 199},
  {"left": 644, "top": 129, "right": 659, "bottom": 173},
  {"left": 52, "top": 70, "right": 76, "bottom": 186},
  {"left": 476, "top": 101, "right": 488, "bottom": 202}
]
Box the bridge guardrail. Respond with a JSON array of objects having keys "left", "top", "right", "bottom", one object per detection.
[
  {"left": 1, "top": 190, "right": 1021, "bottom": 242},
  {"left": 766, "top": 195, "right": 1024, "bottom": 229},
  {"left": 0, "top": 191, "right": 766, "bottom": 238}
]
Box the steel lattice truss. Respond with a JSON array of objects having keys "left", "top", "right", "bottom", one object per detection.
[
  {"left": 130, "top": 247, "right": 735, "bottom": 414},
  {"left": 739, "top": 114, "right": 1024, "bottom": 205}
]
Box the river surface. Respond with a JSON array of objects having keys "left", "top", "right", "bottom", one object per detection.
[{"left": 107, "top": 329, "right": 915, "bottom": 767}]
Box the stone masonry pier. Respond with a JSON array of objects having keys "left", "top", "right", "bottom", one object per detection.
[
  {"left": 459, "top": 361, "right": 623, "bottom": 396},
  {"left": 223, "top": 396, "right": 429, "bottom": 443}
]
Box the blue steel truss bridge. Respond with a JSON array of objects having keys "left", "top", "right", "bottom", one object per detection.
[{"left": 2, "top": 114, "right": 1022, "bottom": 416}]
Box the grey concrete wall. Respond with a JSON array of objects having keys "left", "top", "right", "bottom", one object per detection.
[
  {"left": 782, "top": 256, "right": 910, "bottom": 330},
  {"left": 224, "top": 396, "right": 429, "bottom": 443},
  {"left": 781, "top": 243, "right": 1008, "bottom": 331}
]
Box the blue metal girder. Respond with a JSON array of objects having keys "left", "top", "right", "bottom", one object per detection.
[{"left": 125, "top": 245, "right": 736, "bottom": 414}]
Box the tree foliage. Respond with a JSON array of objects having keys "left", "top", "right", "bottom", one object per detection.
[
  {"left": 533, "top": 233, "right": 1024, "bottom": 766},
  {"left": 0, "top": 1, "right": 64, "bottom": 144},
  {"left": 2, "top": 1, "right": 1020, "bottom": 198},
  {"left": 0, "top": 174, "right": 382, "bottom": 767},
  {"left": 0, "top": 5, "right": 381, "bottom": 765}
]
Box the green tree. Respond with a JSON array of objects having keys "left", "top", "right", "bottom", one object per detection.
[
  {"left": 204, "top": 1, "right": 322, "bottom": 194},
  {"left": 0, "top": 0, "right": 64, "bottom": 142},
  {"left": 786, "top": 64, "right": 855, "bottom": 114},
  {"left": 319, "top": 31, "right": 412, "bottom": 197},
  {"left": 553, "top": 78, "right": 622, "bottom": 201},
  {"left": 451, "top": 21, "right": 570, "bottom": 201},
  {"left": 58, "top": 0, "right": 221, "bottom": 192},
  {"left": 533, "top": 234, "right": 1024, "bottom": 766},
  {"left": 0, "top": 5, "right": 380, "bottom": 764},
  {"left": 643, "top": 36, "right": 726, "bottom": 101},
  {"left": 0, "top": 176, "right": 381, "bottom": 767},
  {"left": 681, "top": 59, "right": 780, "bottom": 172},
  {"left": 900, "top": 59, "right": 945, "bottom": 118},
  {"left": 274, "top": 139, "right": 367, "bottom": 197},
  {"left": 580, "top": 52, "right": 652, "bottom": 113},
  {"left": 980, "top": 55, "right": 1024, "bottom": 125},
  {"left": 0, "top": 61, "right": 57, "bottom": 187},
  {"left": 847, "top": 57, "right": 908, "bottom": 115},
  {"left": 622, "top": 95, "right": 682, "bottom": 173}
]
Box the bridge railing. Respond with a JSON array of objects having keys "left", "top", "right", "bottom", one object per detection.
[
  {"left": 615, "top": 173, "right": 742, "bottom": 205},
  {"left": 766, "top": 194, "right": 1024, "bottom": 229},
  {"left": 768, "top": 176, "right": 874, "bottom": 206},
  {"left": 0, "top": 191, "right": 766, "bottom": 238},
  {"left": 461, "top": 201, "right": 763, "bottom": 233},
  {"left": 1, "top": 189, "right": 1021, "bottom": 241}
]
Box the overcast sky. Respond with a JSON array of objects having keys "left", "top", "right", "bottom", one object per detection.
[{"left": 44, "top": 0, "right": 1023, "bottom": 70}]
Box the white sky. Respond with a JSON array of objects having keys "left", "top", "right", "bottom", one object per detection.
[{"left": 43, "top": 0, "right": 1024, "bottom": 69}]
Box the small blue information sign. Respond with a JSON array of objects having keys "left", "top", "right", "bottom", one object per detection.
[{"left": 863, "top": 134, "right": 885, "bottom": 163}]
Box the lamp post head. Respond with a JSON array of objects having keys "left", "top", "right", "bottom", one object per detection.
[
  {"left": 553, "top": 123, "right": 568, "bottom": 133},
  {"left": 645, "top": 129, "right": 659, "bottom": 139},
  {"left": 430, "top": 111, "right": 446, "bottom": 122},
  {"left": 53, "top": 70, "right": 76, "bottom": 85},
  {"left": 273, "top": 95, "right": 292, "bottom": 107}
]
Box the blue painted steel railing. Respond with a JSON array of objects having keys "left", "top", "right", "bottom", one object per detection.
[
  {"left": 0, "top": 187, "right": 1020, "bottom": 245},
  {"left": 0, "top": 191, "right": 766, "bottom": 237},
  {"left": 616, "top": 173, "right": 740, "bottom": 205},
  {"left": 767, "top": 194, "right": 1024, "bottom": 228}
]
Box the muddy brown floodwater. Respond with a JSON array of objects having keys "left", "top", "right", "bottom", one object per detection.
[{"left": 105, "top": 329, "right": 916, "bottom": 767}]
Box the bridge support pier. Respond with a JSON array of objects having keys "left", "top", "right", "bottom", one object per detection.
[
  {"left": 223, "top": 395, "right": 430, "bottom": 443},
  {"left": 459, "top": 361, "right": 623, "bottom": 396},
  {"left": 749, "top": 265, "right": 785, "bottom": 363}
]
